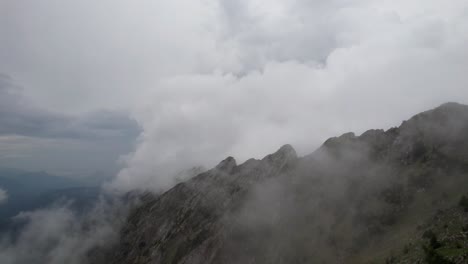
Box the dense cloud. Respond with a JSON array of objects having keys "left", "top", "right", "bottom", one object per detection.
[{"left": 111, "top": 0, "right": 468, "bottom": 191}]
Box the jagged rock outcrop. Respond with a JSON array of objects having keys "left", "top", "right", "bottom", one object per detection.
[
  {"left": 104, "top": 144, "right": 299, "bottom": 264},
  {"left": 102, "top": 103, "right": 468, "bottom": 264},
  {"left": 215, "top": 156, "right": 237, "bottom": 173}
]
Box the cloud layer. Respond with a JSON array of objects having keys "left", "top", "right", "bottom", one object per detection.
[
  {"left": 110, "top": 0, "right": 468, "bottom": 191},
  {"left": 1, "top": 0, "right": 468, "bottom": 190}
]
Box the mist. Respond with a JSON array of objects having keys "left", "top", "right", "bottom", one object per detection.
[
  {"left": 0, "top": 195, "right": 136, "bottom": 264},
  {"left": 106, "top": 103, "right": 468, "bottom": 263}
]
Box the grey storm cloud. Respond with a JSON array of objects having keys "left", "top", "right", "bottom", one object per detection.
[
  {"left": 0, "top": 74, "right": 140, "bottom": 140},
  {"left": 0, "top": 73, "right": 141, "bottom": 175}
]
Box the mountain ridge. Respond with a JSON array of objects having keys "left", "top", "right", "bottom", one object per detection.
[{"left": 98, "top": 102, "right": 468, "bottom": 264}]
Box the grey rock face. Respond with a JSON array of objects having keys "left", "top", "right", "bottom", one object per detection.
[{"left": 104, "top": 143, "right": 298, "bottom": 264}]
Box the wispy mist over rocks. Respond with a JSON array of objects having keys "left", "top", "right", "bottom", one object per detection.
[
  {"left": 0, "top": 196, "right": 134, "bottom": 264},
  {"left": 103, "top": 103, "right": 468, "bottom": 264}
]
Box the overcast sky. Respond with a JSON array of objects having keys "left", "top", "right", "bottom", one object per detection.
[
  {"left": 1, "top": 0, "right": 468, "bottom": 189},
  {"left": 0, "top": 73, "right": 140, "bottom": 176}
]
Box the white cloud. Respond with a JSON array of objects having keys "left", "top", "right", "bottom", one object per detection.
[{"left": 108, "top": 0, "right": 468, "bottom": 192}]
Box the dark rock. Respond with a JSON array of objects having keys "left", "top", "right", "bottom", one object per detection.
[{"left": 215, "top": 156, "right": 237, "bottom": 174}]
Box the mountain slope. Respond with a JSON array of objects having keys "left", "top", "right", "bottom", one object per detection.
[{"left": 101, "top": 102, "right": 468, "bottom": 264}]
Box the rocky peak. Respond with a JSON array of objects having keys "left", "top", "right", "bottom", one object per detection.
[
  {"left": 276, "top": 144, "right": 297, "bottom": 157},
  {"left": 261, "top": 144, "right": 297, "bottom": 170},
  {"left": 436, "top": 101, "right": 467, "bottom": 112},
  {"left": 215, "top": 156, "right": 237, "bottom": 174},
  {"left": 318, "top": 103, "right": 468, "bottom": 160},
  {"left": 339, "top": 132, "right": 356, "bottom": 139},
  {"left": 396, "top": 103, "right": 468, "bottom": 144},
  {"left": 322, "top": 132, "right": 356, "bottom": 147},
  {"left": 401, "top": 102, "right": 468, "bottom": 129},
  {"left": 359, "top": 129, "right": 385, "bottom": 140}
]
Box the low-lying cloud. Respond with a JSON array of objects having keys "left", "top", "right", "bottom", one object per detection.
[{"left": 0, "top": 197, "right": 131, "bottom": 264}]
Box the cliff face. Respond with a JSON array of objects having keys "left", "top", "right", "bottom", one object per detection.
[{"left": 103, "top": 103, "right": 468, "bottom": 264}]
